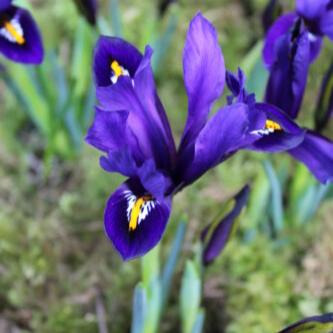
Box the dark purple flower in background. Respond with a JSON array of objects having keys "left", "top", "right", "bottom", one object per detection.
[
  {"left": 0, "top": 0, "right": 43, "bottom": 64},
  {"left": 86, "top": 13, "right": 333, "bottom": 260},
  {"left": 315, "top": 59, "right": 333, "bottom": 132},
  {"left": 227, "top": 68, "right": 333, "bottom": 184},
  {"left": 278, "top": 313, "right": 333, "bottom": 333},
  {"left": 263, "top": 0, "right": 333, "bottom": 119},
  {"left": 264, "top": 19, "right": 310, "bottom": 119},
  {"left": 73, "top": 0, "right": 98, "bottom": 26},
  {"left": 262, "top": 0, "right": 283, "bottom": 32},
  {"left": 201, "top": 185, "right": 250, "bottom": 265}
]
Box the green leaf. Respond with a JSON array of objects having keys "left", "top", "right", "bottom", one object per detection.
[
  {"left": 191, "top": 310, "right": 205, "bottom": 333},
  {"left": 161, "top": 221, "right": 186, "bottom": 308},
  {"left": 180, "top": 260, "right": 201, "bottom": 333},
  {"left": 152, "top": 13, "right": 178, "bottom": 72},
  {"left": 109, "top": 0, "right": 123, "bottom": 37},
  {"left": 131, "top": 284, "right": 147, "bottom": 333},
  {"left": 263, "top": 160, "right": 284, "bottom": 233}
]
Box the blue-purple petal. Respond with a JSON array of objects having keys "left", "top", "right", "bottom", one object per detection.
[
  {"left": 180, "top": 12, "right": 225, "bottom": 151},
  {"left": 202, "top": 185, "right": 250, "bottom": 265},
  {"left": 179, "top": 103, "right": 251, "bottom": 185},
  {"left": 265, "top": 26, "right": 310, "bottom": 118},
  {"left": 0, "top": 0, "right": 11, "bottom": 11},
  {"left": 0, "top": 6, "right": 44, "bottom": 64},
  {"left": 263, "top": 13, "right": 297, "bottom": 67},
  {"left": 250, "top": 103, "right": 305, "bottom": 152},
  {"left": 288, "top": 131, "right": 333, "bottom": 184},
  {"left": 93, "top": 36, "right": 142, "bottom": 87},
  {"left": 104, "top": 179, "right": 171, "bottom": 260},
  {"left": 296, "top": 0, "right": 330, "bottom": 20}
]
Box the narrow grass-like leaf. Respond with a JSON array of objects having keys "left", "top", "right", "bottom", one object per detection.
[
  {"left": 191, "top": 310, "right": 205, "bottom": 333},
  {"left": 263, "top": 159, "right": 284, "bottom": 232},
  {"left": 161, "top": 221, "right": 186, "bottom": 308},
  {"left": 109, "top": 0, "right": 123, "bottom": 37},
  {"left": 152, "top": 13, "right": 178, "bottom": 72},
  {"left": 180, "top": 260, "right": 201, "bottom": 333},
  {"left": 131, "top": 283, "right": 147, "bottom": 333}
]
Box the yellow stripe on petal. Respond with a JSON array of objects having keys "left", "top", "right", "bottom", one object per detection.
[{"left": 4, "top": 21, "right": 25, "bottom": 45}]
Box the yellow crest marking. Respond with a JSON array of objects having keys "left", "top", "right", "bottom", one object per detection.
[
  {"left": 4, "top": 21, "right": 25, "bottom": 45},
  {"left": 110, "top": 60, "right": 123, "bottom": 78},
  {"left": 128, "top": 196, "right": 153, "bottom": 231},
  {"left": 265, "top": 119, "right": 282, "bottom": 131}
]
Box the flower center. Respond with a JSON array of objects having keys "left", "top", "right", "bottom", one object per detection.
[
  {"left": 251, "top": 119, "right": 283, "bottom": 136},
  {"left": 110, "top": 60, "right": 130, "bottom": 84},
  {"left": 0, "top": 19, "right": 25, "bottom": 45}
]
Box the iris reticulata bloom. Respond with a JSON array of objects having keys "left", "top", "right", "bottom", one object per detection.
[
  {"left": 263, "top": 0, "right": 333, "bottom": 119},
  {"left": 0, "top": 0, "right": 43, "bottom": 64},
  {"left": 86, "top": 13, "right": 333, "bottom": 260}
]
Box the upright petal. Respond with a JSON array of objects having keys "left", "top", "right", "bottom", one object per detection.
[
  {"left": 202, "top": 185, "right": 250, "bottom": 265},
  {"left": 278, "top": 313, "right": 333, "bottom": 333},
  {"left": 296, "top": 0, "right": 330, "bottom": 20},
  {"left": 95, "top": 42, "right": 176, "bottom": 170},
  {"left": 288, "top": 131, "right": 333, "bottom": 184},
  {"left": 320, "top": 9, "right": 333, "bottom": 39},
  {"left": 104, "top": 179, "right": 171, "bottom": 260},
  {"left": 265, "top": 24, "right": 310, "bottom": 118},
  {"left": 263, "top": 13, "right": 297, "bottom": 67},
  {"left": 178, "top": 103, "right": 251, "bottom": 186},
  {"left": 0, "top": 6, "right": 44, "bottom": 64},
  {"left": 180, "top": 13, "right": 225, "bottom": 151}
]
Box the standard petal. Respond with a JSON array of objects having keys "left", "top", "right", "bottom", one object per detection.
[
  {"left": 104, "top": 179, "right": 171, "bottom": 260},
  {"left": 96, "top": 46, "right": 176, "bottom": 170},
  {"left": 264, "top": 27, "right": 310, "bottom": 118},
  {"left": 296, "top": 0, "right": 330, "bottom": 20},
  {"left": 320, "top": 9, "right": 333, "bottom": 39},
  {"left": 178, "top": 103, "right": 251, "bottom": 186},
  {"left": 202, "top": 185, "right": 250, "bottom": 265},
  {"left": 249, "top": 103, "right": 305, "bottom": 152},
  {"left": 180, "top": 12, "right": 225, "bottom": 151},
  {"left": 288, "top": 131, "right": 333, "bottom": 184},
  {"left": 85, "top": 108, "right": 129, "bottom": 153},
  {"left": 278, "top": 313, "right": 333, "bottom": 333},
  {"left": 0, "top": 6, "right": 44, "bottom": 64},
  {"left": 263, "top": 13, "right": 297, "bottom": 67},
  {"left": 93, "top": 36, "right": 142, "bottom": 87}
]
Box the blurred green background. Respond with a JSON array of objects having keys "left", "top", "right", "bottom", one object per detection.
[{"left": 0, "top": 0, "right": 333, "bottom": 332}]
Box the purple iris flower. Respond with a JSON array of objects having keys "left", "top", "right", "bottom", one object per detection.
[
  {"left": 0, "top": 0, "right": 43, "bottom": 64},
  {"left": 278, "top": 313, "right": 333, "bottom": 333},
  {"left": 73, "top": 0, "right": 98, "bottom": 26},
  {"left": 86, "top": 13, "right": 332, "bottom": 261},
  {"left": 263, "top": 0, "right": 333, "bottom": 118},
  {"left": 227, "top": 68, "right": 333, "bottom": 184}
]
